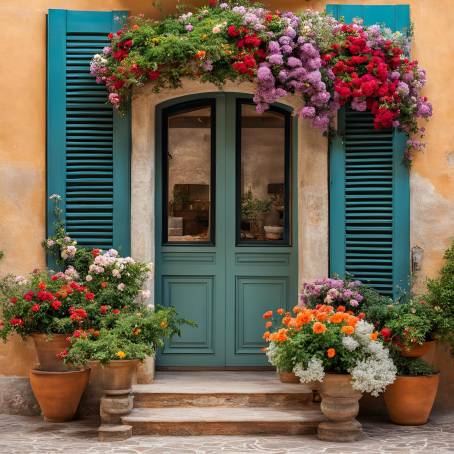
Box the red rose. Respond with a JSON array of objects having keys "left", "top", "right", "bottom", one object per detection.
[
  {"left": 232, "top": 61, "right": 248, "bottom": 74},
  {"left": 56, "top": 349, "right": 68, "bottom": 359},
  {"left": 10, "top": 318, "right": 24, "bottom": 327},
  {"left": 91, "top": 249, "right": 101, "bottom": 258},
  {"left": 73, "top": 330, "right": 82, "bottom": 338},
  {"left": 265, "top": 14, "right": 274, "bottom": 22},
  {"left": 10, "top": 297, "right": 18, "bottom": 304},
  {"left": 51, "top": 275, "right": 59, "bottom": 281},
  {"left": 361, "top": 79, "right": 378, "bottom": 97},
  {"left": 243, "top": 54, "right": 257, "bottom": 68},
  {"left": 51, "top": 300, "right": 62, "bottom": 310},
  {"left": 100, "top": 305, "right": 108, "bottom": 315},
  {"left": 244, "top": 34, "right": 261, "bottom": 48},
  {"left": 38, "top": 281, "right": 46, "bottom": 290},
  {"left": 148, "top": 70, "right": 160, "bottom": 81},
  {"left": 85, "top": 292, "right": 95, "bottom": 301},
  {"left": 209, "top": 0, "right": 217, "bottom": 7},
  {"left": 227, "top": 25, "right": 239, "bottom": 38},
  {"left": 112, "top": 309, "right": 120, "bottom": 315},
  {"left": 31, "top": 304, "right": 40, "bottom": 313},
  {"left": 380, "top": 327, "right": 392, "bottom": 339},
  {"left": 113, "top": 79, "right": 125, "bottom": 90},
  {"left": 24, "top": 292, "right": 33, "bottom": 301},
  {"left": 108, "top": 33, "right": 114, "bottom": 40},
  {"left": 121, "top": 39, "right": 133, "bottom": 50},
  {"left": 113, "top": 49, "right": 128, "bottom": 61}
]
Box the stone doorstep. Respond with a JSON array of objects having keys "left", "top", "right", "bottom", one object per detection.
[{"left": 122, "top": 407, "right": 326, "bottom": 436}]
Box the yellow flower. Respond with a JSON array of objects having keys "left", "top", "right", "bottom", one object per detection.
[
  {"left": 116, "top": 351, "right": 126, "bottom": 359},
  {"left": 160, "top": 320, "right": 168, "bottom": 329}
]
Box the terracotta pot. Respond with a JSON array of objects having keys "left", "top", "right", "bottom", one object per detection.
[
  {"left": 384, "top": 374, "right": 439, "bottom": 425},
  {"left": 317, "top": 374, "right": 363, "bottom": 442},
  {"left": 400, "top": 341, "right": 435, "bottom": 358},
  {"left": 29, "top": 368, "right": 90, "bottom": 422},
  {"left": 278, "top": 371, "right": 300, "bottom": 383},
  {"left": 102, "top": 360, "right": 139, "bottom": 394},
  {"left": 31, "top": 333, "right": 71, "bottom": 372}
]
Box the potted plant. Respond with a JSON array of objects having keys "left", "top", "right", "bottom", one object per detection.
[
  {"left": 240, "top": 188, "right": 272, "bottom": 240},
  {"left": 264, "top": 305, "right": 396, "bottom": 442},
  {"left": 381, "top": 298, "right": 437, "bottom": 358},
  {"left": 384, "top": 355, "right": 439, "bottom": 425},
  {"left": 0, "top": 270, "right": 96, "bottom": 421}
]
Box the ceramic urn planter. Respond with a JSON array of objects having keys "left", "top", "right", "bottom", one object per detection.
[
  {"left": 317, "top": 374, "right": 363, "bottom": 442},
  {"left": 98, "top": 360, "right": 139, "bottom": 442},
  {"left": 31, "top": 333, "right": 71, "bottom": 372},
  {"left": 384, "top": 374, "right": 439, "bottom": 425},
  {"left": 278, "top": 371, "right": 300, "bottom": 383},
  {"left": 29, "top": 368, "right": 90, "bottom": 422}
]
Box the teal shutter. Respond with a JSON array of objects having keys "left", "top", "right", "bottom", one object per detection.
[
  {"left": 47, "top": 10, "right": 130, "bottom": 255},
  {"left": 327, "top": 5, "right": 410, "bottom": 298}
]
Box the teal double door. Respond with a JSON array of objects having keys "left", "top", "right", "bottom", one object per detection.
[{"left": 156, "top": 93, "right": 298, "bottom": 367}]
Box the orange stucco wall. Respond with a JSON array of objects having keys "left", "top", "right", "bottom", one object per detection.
[{"left": 0, "top": 0, "right": 453, "bottom": 403}]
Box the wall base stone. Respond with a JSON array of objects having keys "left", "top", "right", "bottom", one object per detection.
[{"left": 0, "top": 376, "right": 39, "bottom": 416}]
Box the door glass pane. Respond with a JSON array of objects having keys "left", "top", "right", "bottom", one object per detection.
[
  {"left": 239, "top": 103, "right": 288, "bottom": 243},
  {"left": 166, "top": 105, "right": 213, "bottom": 243}
]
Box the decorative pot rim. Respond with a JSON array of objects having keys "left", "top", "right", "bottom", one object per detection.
[
  {"left": 102, "top": 359, "right": 140, "bottom": 367},
  {"left": 30, "top": 368, "right": 90, "bottom": 376},
  {"left": 394, "top": 373, "right": 440, "bottom": 379}
]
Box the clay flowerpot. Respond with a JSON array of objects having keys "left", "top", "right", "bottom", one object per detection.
[
  {"left": 384, "top": 374, "right": 439, "bottom": 425},
  {"left": 317, "top": 374, "right": 363, "bottom": 442},
  {"left": 31, "top": 333, "right": 71, "bottom": 372},
  {"left": 278, "top": 371, "right": 300, "bottom": 383},
  {"left": 400, "top": 341, "right": 435, "bottom": 358},
  {"left": 29, "top": 368, "right": 90, "bottom": 422},
  {"left": 102, "top": 360, "right": 139, "bottom": 394}
]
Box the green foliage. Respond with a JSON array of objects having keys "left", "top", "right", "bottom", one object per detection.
[
  {"left": 426, "top": 240, "right": 454, "bottom": 353},
  {"left": 357, "top": 285, "right": 394, "bottom": 329},
  {"left": 386, "top": 298, "right": 436, "bottom": 348},
  {"left": 391, "top": 354, "right": 438, "bottom": 376},
  {"left": 64, "top": 306, "right": 195, "bottom": 366},
  {"left": 240, "top": 188, "right": 272, "bottom": 221}
]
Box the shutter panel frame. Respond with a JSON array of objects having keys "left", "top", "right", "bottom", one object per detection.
[
  {"left": 47, "top": 9, "right": 131, "bottom": 258},
  {"left": 327, "top": 5, "right": 411, "bottom": 298}
]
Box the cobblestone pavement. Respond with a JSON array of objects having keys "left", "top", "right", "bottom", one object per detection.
[{"left": 0, "top": 414, "right": 453, "bottom": 454}]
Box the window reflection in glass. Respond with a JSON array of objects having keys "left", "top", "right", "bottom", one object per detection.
[
  {"left": 239, "top": 104, "right": 287, "bottom": 243},
  {"left": 166, "top": 105, "right": 212, "bottom": 243}
]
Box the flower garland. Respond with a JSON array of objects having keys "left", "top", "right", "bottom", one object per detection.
[{"left": 90, "top": 1, "right": 432, "bottom": 161}]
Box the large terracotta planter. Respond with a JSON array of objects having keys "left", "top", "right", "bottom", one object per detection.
[
  {"left": 400, "top": 341, "right": 435, "bottom": 358},
  {"left": 29, "top": 368, "right": 90, "bottom": 422},
  {"left": 278, "top": 371, "right": 300, "bottom": 383},
  {"left": 384, "top": 374, "right": 439, "bottom": 425},
  {"left": 31, "top": 333, "right": 70, "bottom": 372},
  {"left": 317, "top": 374, "right": 363, "bottom": 442}
]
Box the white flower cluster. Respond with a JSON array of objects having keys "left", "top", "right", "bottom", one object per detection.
[
  {"left": 342, "top": 335, "right": 359, "bottom": 351},
  {"left": 350, "top": 356, "right": 397, "bottom": 397},
  {"left": 294, "top": 357, "right": 325, "bottom": 384},
  {"left": 265, "top": 341, "right": 279, "bottom": 366},
  {"left": 348, "top": 320, "right": 397, "bottom": 396}
]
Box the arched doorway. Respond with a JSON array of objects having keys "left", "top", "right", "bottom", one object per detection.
[{"left": 155, "top": 93, "right": 298, "bottom": 367}]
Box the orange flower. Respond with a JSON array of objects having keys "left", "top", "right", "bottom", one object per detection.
[
  {"left": 269, "top": 328, "right": 289, "bottom": 343},
  {"left": 316, "top": 312, "right": 328, "bottom": 322},
  {"left": 263, "top": 310, "right": 273, "bottom": 319},
  {"left": 358, "top": 312, "right": 366, "bottom": 320},
  {"left": 337, "top": 305, "right": 346, "bottom": 312},
  {"left": 327, "top": 348, "right": 336, "bottom": 358},
  {"left": 263, "top": 331, "right": 271, "bottom": 341},
  {"left": 282, "top": 315, "right": 291, "bottom": 326},
  {"left": 370, "top": 332, "right": 378, "bottom": 341},
  {"left": 330, "top": 312, "right": 345, "bottom": 324},
  {"left": 277, "top": 308, "right": 284, "bottom": 315},
  {"left": 293, "top": 305, "right": 302, "bottom": 314},
  {"left": 346, "top": 315, "right": 359, "bottom": 327},
  {"left": 312, "top": 322, "right": 327, "bottom": 334},
  {"left": 195, "top": 50, "right": 206, "bottom": 59},
  {"left": 341, "top": 325, "right": 354, "bottom": 335},
  {"left": 296, "top": 310, "right": 313, "bottom": 325},
  {"left": 132, "top": 24, "right": 140, "bottom": 30},
  {"left": 265, "top": 321, "right": 272, "bottom": 328}
]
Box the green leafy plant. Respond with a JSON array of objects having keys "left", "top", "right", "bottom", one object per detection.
[
  {"left": 62, "top": 306, "right": 195, "bottom": 366},
  {"left": 426, "top": 240, "right": 454, "bottom": 354},
  {"left": 391, "top": 355, "right": 438, "bottom": 376},
  {"left": 240, "top": 188, "right": 272, "bottom": 232}
]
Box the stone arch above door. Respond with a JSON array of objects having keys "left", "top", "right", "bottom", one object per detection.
[{"left": 131, "top": 79, "right": 329, "bottom": 305}]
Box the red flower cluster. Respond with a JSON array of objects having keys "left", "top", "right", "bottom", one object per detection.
[
  {"left": 228, "top": 25, "right": 265, "bottom": 77},
  {"left": 326, "top": 25, "right": 412, "bottom": 129}
]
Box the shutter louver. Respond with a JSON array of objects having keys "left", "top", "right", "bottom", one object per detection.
[
  {"left": 344, "top": 109, "right": 394, "bottom": 296},
  {"left": 47, "top": 10, "right": 130, "bottom": 256},
  {"left": 65, "top": 32, "right": 114, "bottom": 248}
]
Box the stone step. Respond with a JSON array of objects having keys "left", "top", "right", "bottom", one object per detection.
[
  {"left": 133, "top": 371, "right": 313, "bottom": 408},
  {"left": 122, "top": 407, "right": 325, "bottom": 436}
]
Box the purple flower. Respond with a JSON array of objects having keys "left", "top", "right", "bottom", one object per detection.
[
  {"left": 305, "top": 71, "right": 321, "bottom": 84},
  {"left": 279, "top": 36, "right": 291, "bottom": 46},
  {"left": 343, "top": 289, "right": 353, "bottom": 299},
  {"left": 312, "top": 115, "right": 330, "bottom": 130},
  {"left": 284, "top": 27, "right": 297, "bottom": 39},
  {"left": 287, "top": 57, "right": 302, "bottom": 68},
  {"left": 417, "top": 99, "right": 432, "bottom": 118},
  {"left": 257, "top": 65, "right": 274, "bottom": 82},
  {"left": 185, "top": 24, "right": 193, "bottom": 32},
  {"left": 268, "top": 41, "right": 280, "bottom": 54},
  {"left": 397, "top": 81, "right": 410, "bottom": 96},
  {"left": 281, "top": 45, "right": 293, "bottom": 55},
  {"left": 300, "top": 43, "right": 318, "bottom": 58},
  {"left": 268, "top": 53, "right": 284, "bottom": 65},
  {"left": 349, "top": 299, "right": 359, "bottom": 307}
]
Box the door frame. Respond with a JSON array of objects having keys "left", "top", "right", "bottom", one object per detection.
[{"left": 154, "top": 92, "right": 299, "bottom": 368}]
